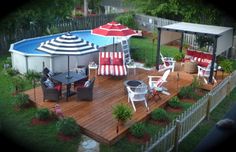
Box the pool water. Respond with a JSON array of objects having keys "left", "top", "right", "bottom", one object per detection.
[{"left": 13, "top": 30, "right": 115, "bottom": 55}]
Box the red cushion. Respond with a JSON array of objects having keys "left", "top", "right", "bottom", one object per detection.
[
  {"left": 54, "top": 84, "right": 62, "bottom": 92},
  {"left": 187, "top": 49, "right": 194, "bottom": 56},
  {"left": 204, "top": 53, "right": 213, "bottom": 60},
  {"left": 100, "top": 57, "right": 110, "bottom": 65},
  {"left": 113, "top": 58, "right": 123, "bottom": 65},
  {"left": 198, "top": 62, "right": 209, "bottom": 67}
]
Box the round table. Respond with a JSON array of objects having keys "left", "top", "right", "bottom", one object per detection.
[{"left": 123, "top": 80, "right": 144, "bottom": 94}]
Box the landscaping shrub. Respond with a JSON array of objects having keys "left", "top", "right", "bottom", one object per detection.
[
  {"left": 56, "top": 117, "right": 80, "bottom": 136},
  {"left": 35, "top": 108, "right": 51, "bottom": 120},
  {"left": 219, "top": 59, "right": 234, "bottom": 73},
  {"left": 174, "top": 52, "right": 184, "bottom": 62},
  {"left": 178, "top": 86, "right": 197, "bottom": 99},
  {"left": 112, "top": 103, "right": 133, "bottom": 123},
  {"left": 168, "top": 96, "right": 182, "bottom": 108},
  {"left": 5, "top": 68, "right": 19, "bottom": 76},
  {"left": 13, "top": 93, "right": 29, "bottom": 108},
  {"left": 191, "top": 76, "right": 202, "bottom": 90},
  {"left": 130, "top": 122, "right": 146, "bottom": 138},
  {"left": 151, "top": 108, "right": 170, "bottom": 121}
]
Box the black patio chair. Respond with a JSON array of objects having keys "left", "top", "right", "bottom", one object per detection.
[
  {"left": 77, "top": 77, "right": 95, "bottom": 101},
  {"left": 40, "top": 76, "right": 62, "bottom": 102}
]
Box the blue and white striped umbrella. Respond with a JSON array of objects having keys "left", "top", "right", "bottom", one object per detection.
[{"left": 37, "top": 32, "right": 98, "bottom": 55}]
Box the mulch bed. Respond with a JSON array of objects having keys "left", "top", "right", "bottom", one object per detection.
[
  {"left": 180, "top": 98, "right": 196, "bottom": 104},
  {"left": 31, "top": 117, "right": 56, "bottom": 126},
  {"left": 127, "top": 132, "right": 150, "bottom": 144},
  {"left": 149, "top": 119, "right": 170, "bottom": 127},
  {"left": 165, "top": 106, "right": 183, "bottom": 113},
  {"left": 57, "top": 133, "right": 77, "bottom": 142}
]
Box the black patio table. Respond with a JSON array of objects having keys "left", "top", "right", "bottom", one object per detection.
[{"left": 51, "top": 71, "right": 87, "bottom": 101}]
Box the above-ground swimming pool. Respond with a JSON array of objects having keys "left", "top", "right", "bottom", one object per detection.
[{"left": 9, "top": 30, "right": 122, "bottom": 74}]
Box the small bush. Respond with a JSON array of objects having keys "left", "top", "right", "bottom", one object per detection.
[
  {"left": 168, "top": 96, "right": 182, "bottom": 108},
  {"left": 178, "top": 86, "right": 195, "bottom": 98},
  {"left": 219, "top": 59, "right": 233, "bottom": 73},
  {"left": 191, "top": 76, "right": 201, "bottom": 90},
  {"left": 5, "top": 68, "right": 19, "bottom": 76},
  {"left": 112, "top": 103, "right": 133, "bottom": 123},
  {"left": 56, "top": 117, "right": 80, "bottom": 136},
  {"left": 35, "top": 108, "right": 51, "bottom": 120},
  {"left": 13, "top": 93, "right": 29, "bottom": 108},
  {"left": 130, "top": 122, "right": 146, "bottom": 138},
  {"left": 151, "top": 108, "right": 170, "bottom": 121},
  {"left": 174, "top": 52, "right": 184, "bottom": 61}
]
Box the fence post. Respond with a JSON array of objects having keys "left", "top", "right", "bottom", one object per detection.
[
  {"left": 174, "top": 119, "right": 181, "bottom": 152},
  {"left": 206, "top": 94, "right": 212, "bottom": 120},
  {"left": 227, "top": 76, "right": 231, "bottom": 96}
]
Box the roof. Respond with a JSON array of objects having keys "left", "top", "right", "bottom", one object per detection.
[{"left": 161, "top": 22, "right": 233, "bottom": 36}]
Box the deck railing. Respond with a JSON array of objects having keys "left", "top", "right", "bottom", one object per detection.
[{"left": 141, "top": 71, "right": 236, "bottom": 152}]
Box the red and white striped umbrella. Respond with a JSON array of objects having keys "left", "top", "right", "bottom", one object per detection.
[
  {"left": 92, "top": 21, "right": 137, "bottom": 52},
  {"left": 91, "top": 21, "right": 137, "bottom": 37}
]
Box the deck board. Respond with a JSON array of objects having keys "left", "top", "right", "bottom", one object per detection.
[{"left": 25, "top": 67, "right": 225, "bottom": 144}]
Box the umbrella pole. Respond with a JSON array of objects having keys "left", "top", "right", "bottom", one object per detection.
[
  {"left": 66, "top": 56, "right": 71, "bottom": 79},
  {"left": 113, "top": 37, "right": 114, "bottom": 52}
]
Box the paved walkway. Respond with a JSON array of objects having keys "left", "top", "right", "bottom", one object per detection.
[{"left": 78, "top": 135, "right": 99, "bottom": 152}]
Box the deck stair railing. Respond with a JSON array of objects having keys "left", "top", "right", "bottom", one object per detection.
[{"left": 141, "top": 71, "right": 236, "bottom": 152}]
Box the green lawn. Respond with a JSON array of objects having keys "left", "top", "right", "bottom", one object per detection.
[
  {"left": 179, "top": 89, "right": 236, "bottom": 151},
  {"left": 130, "top": 37, "right": 180, "bottom": 66},
  {"left": 0, "top": 55, "right": 81, "bottom": 152}
]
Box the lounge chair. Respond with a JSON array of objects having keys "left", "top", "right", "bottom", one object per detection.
[
  {"left": 197, "top": 65, "right": 217, "bottom": 84},
  {"left": 98, "top": 51, "right": 127, "bottom": 76},
  {"left": 148, "top": 69, "right": 171, "bottom": 96},
  {"left": 159, "top": 53, "right": 176, "bottom": 72},
  {"left": 127, "top": 83, "right": 149, "bottom": 112}
]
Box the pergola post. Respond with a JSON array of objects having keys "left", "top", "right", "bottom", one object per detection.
[
  {"left": 208, "top": 35, "right": 218, "bottom": 83},
  {"left": 156, "top": 28, "right": 162, "bottom": 70},
  {"left": 179, "top": 32, "right": 184, "bottom": 53}
]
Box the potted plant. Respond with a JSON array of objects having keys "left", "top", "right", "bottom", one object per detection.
[
  {"left": 174, "top": 52, "right": 184, "bottom": 62},
  {"left": 56, "top": 117, "right": 80, "bottom": 141},
  {"left": 112, "top": 103, "right": 133, "bottom": 133}
]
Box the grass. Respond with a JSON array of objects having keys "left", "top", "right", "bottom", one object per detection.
[
  {"left": 0, "top": 55, "right": 81, "bottom": 152},
  {"left": 179, "top": 89, "right": 236, "bottom": 151},
  {"left": 130, "top": 37, "right": 179, "bottom": 66}
]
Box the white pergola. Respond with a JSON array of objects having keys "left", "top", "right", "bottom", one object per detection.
[{"left": 156, "top": 22, "right": 234, "bottom": 83}]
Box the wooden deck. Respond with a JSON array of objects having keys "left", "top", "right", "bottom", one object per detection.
[{"left": 24, "top": 67, "right": 225, "bottom": 145}]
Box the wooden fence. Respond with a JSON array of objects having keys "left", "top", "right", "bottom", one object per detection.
[
  {"left": 0, "top": 13, "right": 121, "bottom": 54},
  {"left": 135, "top": 14, "right": 196, "bottom": 47},
  {"left": 141, "top": 71, "right": 236, "bottom": 152}
]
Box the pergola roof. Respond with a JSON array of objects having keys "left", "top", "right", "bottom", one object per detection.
[{"left": 162, "top": 22, "right": 232, "bottom": 36}]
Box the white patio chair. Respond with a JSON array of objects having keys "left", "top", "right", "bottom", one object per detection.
[
  {"left": 197, "top": 65, "right": 217, "bottom": 84},
  {"left": 127, "top": 83, "right": 149, "bottom": 112},
  {"left": 159, "top": 53, "right": 176, "bottom": 72},
  {"left": 148, "top": 69, "right": 171, "bottom": 95}
]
